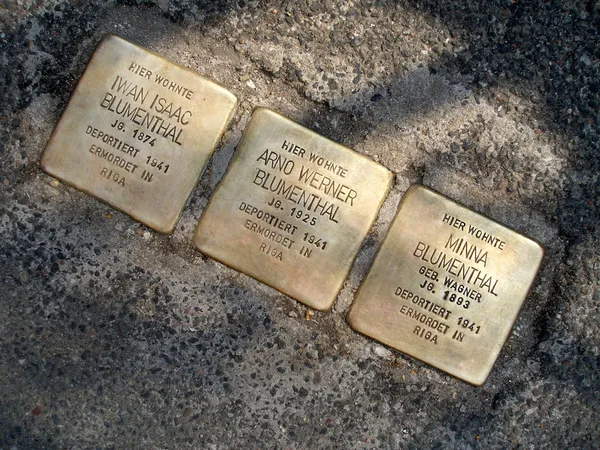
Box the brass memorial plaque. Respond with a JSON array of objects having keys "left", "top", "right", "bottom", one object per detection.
[
  {"left": 194, "top": 108, "right": 392, "bottom": 311},
  {"left": 347, "top": 185, "right": 543, "bottom": 385},
  {"left": 41, "top": 35, "right": 237, "bottom": 233}
]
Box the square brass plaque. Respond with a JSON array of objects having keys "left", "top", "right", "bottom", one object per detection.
[
  {"left": 41, "top": 34, "right": 237, "bottom": 233},
  {"left": 347, "top": 185, "right": 543, "bottom": 385},
  {"left": 194, "top": 108, "right": 392, "bottom": 311}
]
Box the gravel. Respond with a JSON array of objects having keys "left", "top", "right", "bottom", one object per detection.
[{"left": 0, "top": 0, "right": 598, "bottom": 448}]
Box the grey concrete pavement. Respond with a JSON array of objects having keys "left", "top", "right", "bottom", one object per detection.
[{"left": 1, "top": 1, "right": 598, "bottom": 448}]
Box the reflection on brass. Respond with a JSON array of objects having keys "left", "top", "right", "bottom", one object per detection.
[
  {"left": 41, "top": 34, "right": 237, "bottom": 233},
  {"left": 194, "top": 108, "right": 392, "bottom": 311},
  {"left": 347, "top": 185, "right": 543, "bottom": 385}
]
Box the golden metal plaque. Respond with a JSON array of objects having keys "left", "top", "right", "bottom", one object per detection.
[
  {"left": 194, "top": 108, "right": 392, "bottom": 311},
  {"left": 41, "top": 35, "right": 237, "bottom": 233},
  {"left": 347, "top": 185, "right": 543, "bottom": 385}
]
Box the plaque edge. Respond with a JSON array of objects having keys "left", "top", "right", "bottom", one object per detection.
[
  {"left": 40, "top": 33, "right": 239, "bottom": 235},
  {"left": 192, "top": 237, "right": 335, "bottom": 312},
  {"left": 102, "top": 34, "right": 239, "bottom": 106},
  {"left": 411, "top": 184, "right": 546, "bottom": 257},
  {"left": 346, "top": 184, "right": 421, "bottom": 327},
  {"left": 251, "top": 107, "right": 394, "bottom": 180},
  {"left": 347, "top": 183, "right": 545, "bottom": 386},
  {"left": 194, "top": 107, "right": 393, "bottom": 312},
  {"left": 39, "top": 165, "right": 177, "bottom": 234},
  {"left": 347, "top": 315, "right": 492, "bottom": 386}
]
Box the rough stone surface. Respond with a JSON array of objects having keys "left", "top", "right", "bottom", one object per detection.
[{"left": 1, "top": 0, "right": 599, "bottom": 448}]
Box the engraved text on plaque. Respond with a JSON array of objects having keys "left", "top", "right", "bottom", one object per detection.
[
  {"left": 41, "top": 34, "right": 237, "bottom": 233},
  {"left": 194, "top": 108, "right": 392, "bottom": 311},
  {"left": 347, "top": 185, "right": 543, "bottom": 385}
]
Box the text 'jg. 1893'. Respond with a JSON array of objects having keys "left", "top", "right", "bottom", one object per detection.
[{"left": 347, "top": 185, "right": 544, "bottom": 386}]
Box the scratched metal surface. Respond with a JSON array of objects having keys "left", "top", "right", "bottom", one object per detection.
[
  {"left": 348, "top": 185, "right": 543, "bottom": 385},
  {"left": 0, "top": 1, "right": 598, "bottom": 448},
  {"left": 42, "top": 35, "right": 237, "bottom": 233},
  {"left": 195, "top": 108, "right": 391, "bottom": 311}
]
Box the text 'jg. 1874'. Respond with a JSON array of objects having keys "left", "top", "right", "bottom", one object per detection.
[
  {"left": 40, "top": 34, "right": 545, "bottom": 386},
  {"left": 41, "top": 34, "right": 237, "bottom": 233}
]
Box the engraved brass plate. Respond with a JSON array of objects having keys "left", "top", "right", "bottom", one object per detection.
[
  {"left": 194, "top": 108, "right": 392, "bottom": 311},
  {"left": 347, "top": 185, "right": 543, "bottom": 385},
  {"left": 41, "top": 34, "right": 237, "bottom": 233}
]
